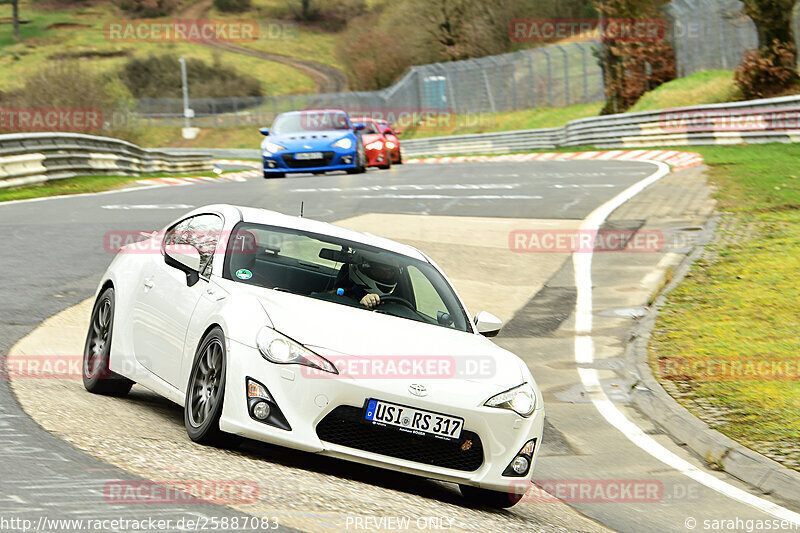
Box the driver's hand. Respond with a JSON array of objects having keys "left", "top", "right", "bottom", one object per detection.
[{"left": 360, "top": 293, "right": 380, "bottom": 309}]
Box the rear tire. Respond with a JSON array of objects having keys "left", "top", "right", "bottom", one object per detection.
[
  {"left": 185, "top": 327, "right": 239, "bottom": 447},
  {"left": 459, "top": 485, "right": 524, "bottom": 509},
  {"left": 82, "top": 288, "right": 134, "bottom": 396}
]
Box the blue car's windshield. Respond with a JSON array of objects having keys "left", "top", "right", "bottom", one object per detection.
[{"left": 272, "top": 112, "right": 351, "bottom": 134}]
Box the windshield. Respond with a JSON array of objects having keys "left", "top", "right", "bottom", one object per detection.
[
  {"left": 271, "top": 111, "right": 351, "bottom": 134},
  {"left": 223, "top": 223, "right": 471, "bottom": 333}
]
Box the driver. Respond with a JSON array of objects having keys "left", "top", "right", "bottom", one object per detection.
[{"left": 347, "top": 252, "right": 400, "bottom": 309}]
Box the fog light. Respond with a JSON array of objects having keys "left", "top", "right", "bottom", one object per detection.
[
  {"left": 341, "top": 156, "right": 352, "bottom": 164},
  {"left": 511, "top": 456, "right": 529, "bottom": 475},
  {"left": 253, "top": 401, "right": 271, "bottom": 420}
]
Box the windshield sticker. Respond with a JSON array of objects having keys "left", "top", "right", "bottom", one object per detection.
[{"left": 235, "top": 269, "right": 253, "bottom": 280}]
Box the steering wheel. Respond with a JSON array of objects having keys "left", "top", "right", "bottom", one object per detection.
[{"left": 377, "top": 295, "right": 416, "bottom": 311}]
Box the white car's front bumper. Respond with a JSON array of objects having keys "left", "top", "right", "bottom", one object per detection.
[{"left": 220, "top": 341, "right": 544, "bottom": 493}]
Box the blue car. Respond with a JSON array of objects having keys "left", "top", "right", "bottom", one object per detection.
[{"left": 260, "top": 109, "right": 366, "bottom": 178}]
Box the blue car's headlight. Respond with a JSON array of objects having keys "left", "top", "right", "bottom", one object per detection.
[
  {"left": 331, "top": 137, "right": 353, "bottom": 150},
  {"left": 263, "top": 141, "right": 286, "bottom": 154}
]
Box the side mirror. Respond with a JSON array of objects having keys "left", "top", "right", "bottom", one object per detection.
[
  {"left": 394, "top": 130, "right": 402, "bottom": 136},
  {"left": 353, "top": 122, "right": 366, "bottom": 131},
  {"left": 259, "top": 127, "right": 270, "bottom": 136},
  {"left": 474, "top": 311, "right": 502, "bottom": 337},
  {"left": 164, "top": 244, "right": 202, "bottom": 285}
]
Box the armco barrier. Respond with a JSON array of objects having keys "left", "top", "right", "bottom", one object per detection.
[
  {"left": 400, "top": 95, "right": 800, "bottom": 157},
  {"left": 0, "top": 133, "right": 213, "bottom": 189}
]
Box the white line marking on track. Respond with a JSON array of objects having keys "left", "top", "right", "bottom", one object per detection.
[
  {"left": 344, "top": 194, "right": 543, "bottom": 200},
  {"left": 572, "top": 161, "right": 800, "bottom": 525},
  {"left": 100, "top": 204, "right": 195, "bottom": 210}
]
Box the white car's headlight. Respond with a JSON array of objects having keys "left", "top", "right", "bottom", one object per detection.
[
  {"left": 263, "top": 141, "right": 286, "bottom": 154},
  {"left": 256, "top": 328, "right": 338, "bottom": 374},
  {"left": 485, "top": 383, "right": 536, "bottom": 417},
  {"left": 331, "top": 137, "right": 353, "bottom": 150},
  {"left": 365, "top": 140, "right": 384, "bottom": 150}
]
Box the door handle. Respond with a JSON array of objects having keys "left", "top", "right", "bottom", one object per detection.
[{"left": 143, "top": 279, "right": 154, "bottom": 289}]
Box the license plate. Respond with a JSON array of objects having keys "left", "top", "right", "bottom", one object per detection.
[
  {"left": 363, "top": 399, "right": 463, "bottom": 441},
  {"left": 295, "top": 152, "right": 323, "bottom": 160}
]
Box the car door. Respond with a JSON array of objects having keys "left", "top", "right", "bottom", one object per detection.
[{"left": 132, "top": 213, "right": 224, "bottom": 388}]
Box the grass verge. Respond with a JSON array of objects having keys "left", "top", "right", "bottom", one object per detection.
[
  {"left": 650, "top": 143, "right": 800, "bottom": 471},
  {"left": 0, "top": 171, "right": 219, "bottom": 203}
]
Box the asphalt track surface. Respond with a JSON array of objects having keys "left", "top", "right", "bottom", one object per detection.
[{"left": 1, "top": 161, "right": 796, "bottom": 532}]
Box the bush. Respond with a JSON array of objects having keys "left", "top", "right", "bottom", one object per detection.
[
  {"left": 118, "top": 0, "right": 182, "bottom": 17},
  {"left": 118, "top": 54, "right": 264, "bottom": 99},
  {"left": 9, "top": 61, "right": 139, "bottom": 140},
  {"left": 735, "top": 40, "right": 798, "bottom": 99},
  {"left": 213, "top": 0, "right": 251, "bottom": 13}
]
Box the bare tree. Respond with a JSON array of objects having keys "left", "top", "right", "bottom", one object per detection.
[{"left": 1, "top": 0, "right": 21, "bottom": 41}]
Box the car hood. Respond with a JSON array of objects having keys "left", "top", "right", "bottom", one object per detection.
[
  {"left": 250, "top": 288, "right": 525, "bottom": 388},
  {"left": 264, "top": 130, "right": 353, "bottom": 151}
]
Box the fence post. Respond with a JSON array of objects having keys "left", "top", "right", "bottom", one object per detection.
[
  {"left": 525, "top": 50, "right": 536, "bottom": 109},
  {"left": 580, "top": 44, "right": 589, "bottom": 104},
  {"left": 542, "top": 48, "right": 553, "bottom": 107},
  {"left": 555, "top": 44, "right": 569, "bottom": 107}
]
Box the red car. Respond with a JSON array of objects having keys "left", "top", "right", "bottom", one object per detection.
[
  {"left": 376, "top": 119, "right": 403, "bottom": 164},
  {"left": 351, "top": 117, "right": 392, "bottom": 169}
]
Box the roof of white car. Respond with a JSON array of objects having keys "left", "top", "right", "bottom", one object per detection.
[{"left": 217, "top": 205, "right": 427, "bottom": 261}]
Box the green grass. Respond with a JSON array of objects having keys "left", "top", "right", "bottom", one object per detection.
[
  {"left": 0, "top": 1, "right": 323, "bottom": 95},
  {"left": 628, "top": 70, "right": 741, "bottom": 112},
  {"left": 650, "top": 144, "right": 800, "bottom": 470},
  {"left": 0, "top": 171, "right": 219, "bottom": 202}
]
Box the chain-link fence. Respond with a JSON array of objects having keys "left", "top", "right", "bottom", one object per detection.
[
  {"left": 134, "top": 1, "right": 800, "bottom": 126},
  {"left": 136, "top": 41, "right": 604, "bottom": 125},
  {"left": 665, "top": 0, "right": 800, "bottom": 77},
  {"left": 664, "top": 0, "right": 757, "bottom": 77}
]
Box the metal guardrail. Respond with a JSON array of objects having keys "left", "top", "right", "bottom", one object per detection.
[
  {"left": 0, "top": 133, "right": 213, "bottom": 189},
  {"left": 400, "top": 95, "right": 800, "bottom": 157}
]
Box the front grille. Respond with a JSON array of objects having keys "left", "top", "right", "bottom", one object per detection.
[
  {"left": 316, "top": 405, "right": 484, "bottom": 472},
  {"left": 282, "top": 151, "right": 336, "bottom": 169}
]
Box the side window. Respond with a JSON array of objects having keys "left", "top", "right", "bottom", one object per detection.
[
  {"left": 163, "top": 214, "right": 223, "bottom": 276},
  {"left": 408, "top": 266, "right": 451, "bottom": 326}
]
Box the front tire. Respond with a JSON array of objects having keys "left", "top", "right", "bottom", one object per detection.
[
  {"left": 264, "top": 171, "right": 285, "bottom": 179},
  {"left": 185, "top": 327, "right": 234, "bottom": 445},
  {"left": 379, "top": 149, "right": 392, "bottom": 170},
  {"left": 83, "top": 287, "right": 134, "bottom": 396},
  {"left": 459, "top": 485, "right": 524, "bottom": 509}
]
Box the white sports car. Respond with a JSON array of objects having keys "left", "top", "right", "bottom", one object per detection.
[{"left": 83, "top": 204, "right": 544, "bottom": 508}]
